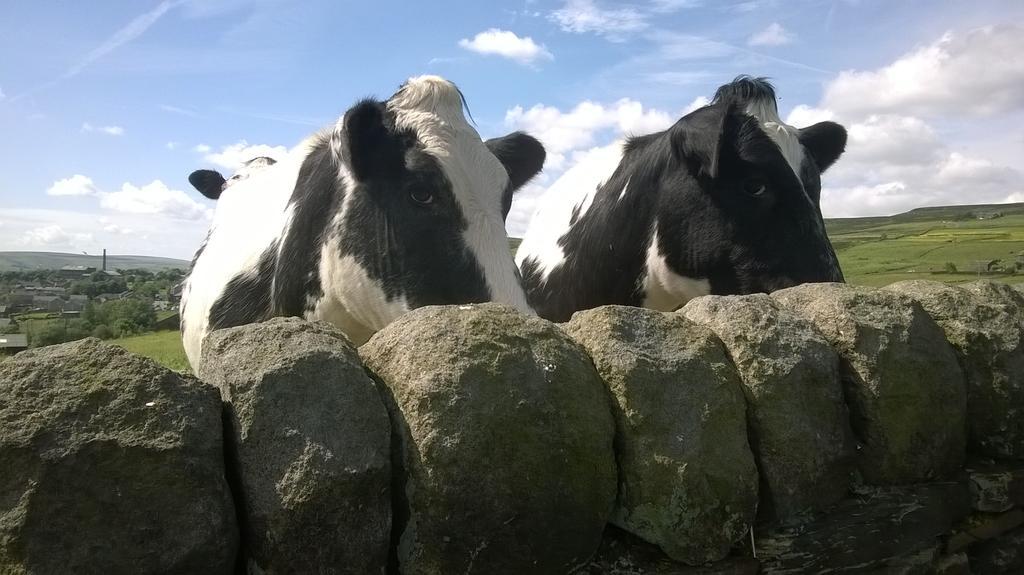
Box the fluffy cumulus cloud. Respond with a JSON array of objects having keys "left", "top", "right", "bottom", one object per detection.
[
  {"left": 201, "top": 140, "right": 288, "bottom": 171},
  {"left": 747, "top": 23, "right": 794, "bottom": 47},
  {"left": 549, "top": 0, "right": 648, "bottom": 41},
  {"left": 505, "top": 98, "right": 673, "bottom": 170},
  {"left": 81, "top": 122, "right": 125, "bottom": 136},
  {"left": 100, "top": 180, "right": 212, "bottom": 221},
  {"left": 458, "top": 29, "right": 553, "bottom": 65},
  {"left": 19, "top": 225, "right": 95, "bottom": 250},
  {"left": 823, "top": 25, "right": 1024, "bottom": 118},
  {"left": 47, "top": 174, "right": 101, "bottom": 197},
  {"left": 43, "top": 175, "right": 212, "bottom": 222},
  {"left": 753, "top": 25, "right": 1024, "bottom": 219}
]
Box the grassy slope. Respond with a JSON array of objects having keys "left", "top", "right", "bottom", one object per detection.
[
  {"left": 0, "top": 251, "right": 188, "bottom": 272},
  {"left": 825, "top": 204, "right": 1024, "bottom": 286},
  {"left": 109, "top": 330, "right": 190, "bottom": 373}
]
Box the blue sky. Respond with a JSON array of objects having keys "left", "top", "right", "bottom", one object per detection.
[{"left": 2, "top": 0, "right": 1023, "bottom": 259}]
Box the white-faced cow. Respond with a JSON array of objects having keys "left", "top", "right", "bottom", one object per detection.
[
  {"left": 515, "top": 76, "right": 847, "bottom": 322},
  {"left": 181, "top": 75, "right": 545, "bottom": 369}
]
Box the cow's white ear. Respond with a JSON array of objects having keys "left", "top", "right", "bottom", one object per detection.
[
  {"left": 799, "top": 121, "right": 847, "bottom": 172},
  {"left": 669, "top": 102, "right": 736, "bottom": 179},
  {"left": 340, "top": 100, "right": 404, "bottom": 181},
  {"left": 189, "top": 169, "right": 226, "bottom": 200}
]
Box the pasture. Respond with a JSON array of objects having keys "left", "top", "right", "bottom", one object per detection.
[{"left": 109, "top": 330, "right": 190, "bottom": 373}]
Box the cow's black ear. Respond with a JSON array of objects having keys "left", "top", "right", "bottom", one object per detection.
[
  {"left": 799, "top": 121, "right": 847, "bottom": 172},
  {"left": 669, "top": 101, "right": 736, "bottom": 179},
  {"left": 486, "top": 131, "right": 546, "bottom": 220},
  {"left": 189, "top": 169, "right": 226, "bottom": 200},
  {"left": 341, "top": 99, "right": 403, "bottom": 181}
]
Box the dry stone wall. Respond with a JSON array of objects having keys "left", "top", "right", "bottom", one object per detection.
[{"left": 2, "top": 280, "right": 1024, "bottom": 574}]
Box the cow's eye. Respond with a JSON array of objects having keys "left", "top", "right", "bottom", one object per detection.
[
  {"left": 410, "top": 189, "right": 434, "bottom": 205},
  {"left": 743, "top": 178, "right": 767, "bottom": 197}
]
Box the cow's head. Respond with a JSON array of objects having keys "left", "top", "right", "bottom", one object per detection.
[
  {"left": 188, "top": 156, "right": 278, "bottom": 200},
  {"left": 662, "top": 75, "right": 846, "bottom": 293},
  {"left": 320, "top": 75, "right": 545, "bottom": 322}
]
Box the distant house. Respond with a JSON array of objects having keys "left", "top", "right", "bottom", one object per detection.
[
  {"left": 152, "top": 300, "right": 171, "bottom": 311},
  {"left": 0, "top": 318, "right": 14, "bottom": 330},
  {"left": 7, "top": 292, "right": 34, "bottom": 306},
  {"left": 64, "top": 294, "right": 88, "bottom": 312},
  {"left": 32, "top": 295, "right": 64, "bottom": 312},
  {"left": 60, "top": 265, "right": 95, "bottom": 278},
  {"left": 0, "top": 305, "right": 8, "bottom": 318},
  {"left": 95, "top": 291, "right": 131, "bottom": 303},
  {"left": 100, "top": 269, "right": 122, "bottom": 277},
  {"left": 0, "top": 334, "right": 28, "bottom": 355},
  {"left": 169, "top": 282, "right": 184, "bottom": 304},
  {"left": 35, "top": 286, "right": 67, "bottom": 296},
  {"left": 154, "top": 313, "right": 180, "bottom": 331}
]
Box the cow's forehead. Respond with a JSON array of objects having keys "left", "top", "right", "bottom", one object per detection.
[
  {"left": 386, "top": 76, "right": 509, "bottom": 206},
  {"left": 744, "top": 100, "right": 805, "bottom": 182}
]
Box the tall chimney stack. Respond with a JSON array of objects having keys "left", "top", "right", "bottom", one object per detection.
[{"left": 102, "top": 249, "right": 107, "bottom": 271}]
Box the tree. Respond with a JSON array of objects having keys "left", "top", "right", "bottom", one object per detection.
[{"left": 943, "top": 262, "right": 958, "bottom": 274}]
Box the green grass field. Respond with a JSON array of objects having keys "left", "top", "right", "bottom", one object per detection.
[{"left": 109, "top": 330, "right": 190, "bottom": 373}]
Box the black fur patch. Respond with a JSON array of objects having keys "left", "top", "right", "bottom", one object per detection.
[
  {"left": 521, "top": 76, "right": 847, "bottom": 321},
  {"left": 208, "top": 240, "right": 278, "bottom": 330},
  {"left": 272, "top": 137, "right": 337, "bottom": 317}
]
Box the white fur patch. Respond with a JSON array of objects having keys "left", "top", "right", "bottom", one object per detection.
[
  {"left": 641, "top": 228, "right": 710, "bottom": 311},
  {"left": 515, "top": 141, "right": 625, "bottom": 280},
  {"left": 745, "top": 100, "right": 805, "bottom": 181},
  {"left": 309, "top": 250, "right": 408, "bottom": 346},
  {"left": 181, "top": 138, "right": 317, "bottom": 367},
  {"left": 389, "top": 75, "right": 532, "bottom": 314}
]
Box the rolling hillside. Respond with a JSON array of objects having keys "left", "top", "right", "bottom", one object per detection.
[{"left": 0, "top": 252, "right": 189, "bottom": 272}]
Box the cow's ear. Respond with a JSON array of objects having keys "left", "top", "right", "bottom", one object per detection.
[
  {"left": 669, "top": 101, "right": 737, "bottom": 179},
  {"left": 486, "top": 131, "right": 546, "bottom": 220},
  {"left": 340, "top": 99, "right": 404, "bottom": 181},
  {"left": 799, "top": 121, "right": 847, "bottom": 173},
  {"left": 189, "top": 169, "right": 226, "bottom": 200}
]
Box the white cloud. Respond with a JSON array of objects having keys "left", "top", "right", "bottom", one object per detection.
[
  {"left": 43, "top": 175, "right": 213, "bottom": 222},
  {"left": 747, "top": 22, "right": 794, "bottom": 47},
  {"left": 824, "top": 25, "right": 1024, "bottom": 118},
  {"left": 682, "top": 95, "right": 710, "bottom": 115},
  {"left": 100, "top": 180, "right": 212, "bottom": 221},
  {"left": 458, "top": 29, "right": 553, "bottom": 65},
  {"left": 1, "top": 208, "right": 209, "bottom": 260},
  {"left": 194, "top": 143, "right": 212, "bottom": 153},
  {"left": 505, "top": 98, "right": 673, "bottom": 169},
  {"left": 19, "top": 225, "right": 95, "bottom": 250},
  {"left": 0, "top": 86, "right": 5, "bottom": 100},
  {"left": 201, "top": 140, "right": 289, "bottom": 171},
  {"left": 650, "top": 0, "right": 703, "bottom": 12},
  {"left": 81, "top": 122, "right": 125, "bottom": 136},
  {"left": 844, "top": 114, "right": 945, "bottom": 167},
  {"left": 166, "top": 141, "right": 179, "bottom": 150},
  {"left": 47, "top": 175, "right": 100, "bottom": 197},
  {"left": 785, "top": 105, "right": 835, "bottom": 126},
  {"left": 159, "top": 104, "right": 200, "bottom": 118},
  {"left": 550, "top": 0, "right": 648, "bottom": 41}
]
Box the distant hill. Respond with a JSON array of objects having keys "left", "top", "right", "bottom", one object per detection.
[{"left": 0, "top": 252, "right": 189, "bottom": 272}]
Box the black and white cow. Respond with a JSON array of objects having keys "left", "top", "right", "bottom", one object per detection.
[
  {"left": 515, "top": 76, "right": 847, "bottom": 322},
  {"left": 181, "top": 75, "right": 545, "bottom": 369},
  {"left": 188, "top": 156, "right": 278, "bottom": 200}
]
